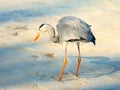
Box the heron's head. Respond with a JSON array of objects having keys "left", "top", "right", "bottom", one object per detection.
[
  {"left": 39, "top": 23, "right": 52, "bottom": 32},
  {"left": 34, "top": 23, "right": 51, "bottom": 41}
]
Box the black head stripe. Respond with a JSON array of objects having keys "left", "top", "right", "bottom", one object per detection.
[{"left": 39, "top": 24, "right": 45, "bottom": 28}]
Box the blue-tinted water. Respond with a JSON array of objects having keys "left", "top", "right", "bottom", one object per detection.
[
  {"left": 0, "top": 0, "right": 94, "bottom": 24},
  {"left": 0, "top": 2, "right": 67, "bottom": 23},
  {"left": 0, "top": 0, "right": 117, "bottom": 24}
]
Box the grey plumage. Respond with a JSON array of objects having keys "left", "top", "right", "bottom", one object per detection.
[
  {"left": 39, "top": 16, "right": 96, "bottom": 45},
  {"left": 56, "top": 16, "right": 96, "bottom": 45}
]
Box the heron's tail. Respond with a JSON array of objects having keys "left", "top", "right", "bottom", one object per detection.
[{"left": 91, "top": 33, "right": 96, "bottom": 45}]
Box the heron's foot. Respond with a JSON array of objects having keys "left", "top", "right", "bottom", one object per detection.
[
  {"left": 75, "top": 73, "right": 79, "bottom": 77},
  {"left": 75, "top": 57, "right": 81, "bottom": 76},
  {"left": 57, "top": 76, "right": 62, "bottom": 81}
]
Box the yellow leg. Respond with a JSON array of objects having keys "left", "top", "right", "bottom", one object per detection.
[
  {"left": 75, "top": 42, "right": 81, "bottom": 76},
  {"left": 58, "top": 42, "right": 68, "bottom": 81},
  {"left": 75, "top": 57, "right": 81, "bottom": 76},
  {"left": 57, "top": 57, "right": 67, "bottom": 81}
]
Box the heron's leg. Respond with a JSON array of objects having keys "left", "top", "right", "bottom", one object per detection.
[
  {"left": 57, "top": 42, "right": 67, "bottom": 81},
  {"left": 75, "top": 42, "right": 81, "bottom": 76}
]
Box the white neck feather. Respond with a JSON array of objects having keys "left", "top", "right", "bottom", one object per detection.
[{"left": 46, "top": 24, "right": 59, "bottom": 43}]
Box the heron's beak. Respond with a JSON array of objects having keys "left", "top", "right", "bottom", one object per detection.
[{"left": 34, "top": 32, "right": 41, "bottom": 42}]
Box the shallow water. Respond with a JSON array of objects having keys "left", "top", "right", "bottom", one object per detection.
[
  {"left": 0, "top": 0, "right": 76, "bottom": 23},
  {"left": 0, "top": 0, "right": 118, "bottom": 24},
  {"left": 0, "top": 0, "right": 120, "bottom": 89}
]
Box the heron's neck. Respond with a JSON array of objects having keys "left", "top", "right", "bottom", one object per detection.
[{"left": 47, "top": 24, "right": 59, "bottom": 43}]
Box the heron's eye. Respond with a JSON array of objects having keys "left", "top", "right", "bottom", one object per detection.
[{"left": 44, "top": 30, "right": 47, "bottom": 32}]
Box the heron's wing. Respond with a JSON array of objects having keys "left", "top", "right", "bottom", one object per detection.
[
  {"left": 57, "top": 16, "right": 91, "bottom": 33},
  {"left": 57, "top": 16, "right": 81, "bottom": 29},
  {"left": 56, "top": 16, "right": 92, "bottom": 41}
]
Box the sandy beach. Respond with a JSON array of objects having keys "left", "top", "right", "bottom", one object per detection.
[{"left": 0, "top": 0, "right": 120, "bottom": 90}]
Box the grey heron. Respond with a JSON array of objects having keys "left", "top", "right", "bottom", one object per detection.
[{"left": 34, "top": 16, "right": 96, "bottom": 81}]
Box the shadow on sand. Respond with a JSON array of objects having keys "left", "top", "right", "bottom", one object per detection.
[{"left": 0, "top": 45, "right": 120, "bottom": 87}]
